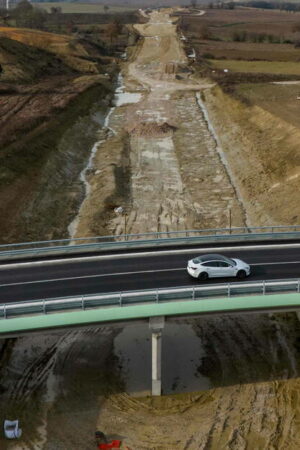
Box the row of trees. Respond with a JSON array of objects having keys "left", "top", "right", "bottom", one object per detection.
[
  {"left": 232, "top": 30, "right": 290, "bottom": 43},
  {"left": 241, "top": 1, "right": 300, "bottom": 12},
  {"left": 208, "top": 2, "right": 236, "bottom": 9},
  {"left": 189, "top": 0, "right": 235, "bottom": 9}
]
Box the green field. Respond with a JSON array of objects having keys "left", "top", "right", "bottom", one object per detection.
[
  {"left": 35, "top": 2, "right": 136, "bottom": 13},
  {"left": 209, "top": 59, "right": 300, "bottom": 75}
]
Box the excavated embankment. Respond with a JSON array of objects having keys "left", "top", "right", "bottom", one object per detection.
[
  {"left": 0, "top": 30, "right": 123, "bottom": 244},
  {"left": 202, "top": 85, "right": 300, "bottom": 226},
  {"left": 0, "top": 78, "right": 117, "bottom": 244}
]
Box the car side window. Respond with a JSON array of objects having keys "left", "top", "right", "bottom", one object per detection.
[
  {"left": 202, "top": 261, "right": 219, "bottom": 267},
  {"left": 219, "top": 261, "right": 231, "bottom": 267}
]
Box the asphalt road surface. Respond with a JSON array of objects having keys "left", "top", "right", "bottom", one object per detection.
[{"left": 1, "top": 245, "right": 300, "bottom": 303}]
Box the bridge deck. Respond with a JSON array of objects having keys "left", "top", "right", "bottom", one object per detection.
[{"left": 1, "top": 293, "right": 300, "bottom": 336}]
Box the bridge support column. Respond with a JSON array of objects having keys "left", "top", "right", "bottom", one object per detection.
[{"left": 149, "top": 316, "right": 165, "bottom": 396}]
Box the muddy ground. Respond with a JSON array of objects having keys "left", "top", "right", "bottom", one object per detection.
[{"left": 2, "top": 7, "right": 300, "bottom": 450}]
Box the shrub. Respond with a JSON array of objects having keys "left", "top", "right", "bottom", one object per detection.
[
  {"left": 232, "top": 30, "right": 247, "bottom": 42},
  {"left": 202, "top": 52, "right": 215, "bottom": 59}
]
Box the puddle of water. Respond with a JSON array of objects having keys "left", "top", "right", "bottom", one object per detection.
[
  {"left": 114, "top": 322, "right": 210, "bottom": 396},
  {"left": 114, "top": 73, "right": 142, "bottom": 106},
  {"left": 115, "top": 92, "right": 142, "bottom": 106},
  {"left": 188, "top": 49, "right": 196, "bottom": 58}
]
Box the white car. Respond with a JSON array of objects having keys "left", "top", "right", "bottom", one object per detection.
[{"left": 187, "top": 253, "right": 250, "bottom": 281}]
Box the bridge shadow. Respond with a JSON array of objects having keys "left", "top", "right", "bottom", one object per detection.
[{"left": 192, "top": 310, "right": 300, "bottom": 389}]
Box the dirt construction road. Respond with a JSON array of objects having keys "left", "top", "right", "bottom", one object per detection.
[{"left": 73, "top": 9, "right": 245, "bottom": 238}]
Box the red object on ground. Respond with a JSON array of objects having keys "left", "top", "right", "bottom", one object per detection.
[{"left": 98, "top": 440, "right": 121, "bottom": 449}]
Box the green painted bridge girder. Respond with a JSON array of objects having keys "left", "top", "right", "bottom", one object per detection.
[{"left": 1, "top": 293, "right": 300, "bottom": 336}]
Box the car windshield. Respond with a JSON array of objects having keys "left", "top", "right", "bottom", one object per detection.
[{"left": 192, "top": 254, "right": 235, "bottom": 265}]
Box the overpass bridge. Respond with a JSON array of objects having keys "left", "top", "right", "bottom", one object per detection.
[{"left": 1, "top": 225, "right": 300, "bottom": 394}]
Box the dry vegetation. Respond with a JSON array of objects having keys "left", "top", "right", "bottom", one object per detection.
[
  {"left": 191, "top": 40, "right": 300, "bottom": 62},
  {"left": 209, "top": 59, "right": 300, "bottom": 74},
  {"left": 236, "top": 82, "right": 300, "bottom": 128},
  {"left": 0, "top": 26, "right": 101, "bottom": 73}
]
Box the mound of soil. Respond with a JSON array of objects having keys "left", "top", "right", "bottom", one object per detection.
[{"left": 129, "top": 121, "right": 177, "bottom": 136}]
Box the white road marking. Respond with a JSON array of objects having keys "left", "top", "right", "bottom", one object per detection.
[
  {"left": 252, "top": 261, "right": 300, "bottom": 266},
  {"left": 0, "top": 260, "right": 300, "bottom": 288},
  {"left": 0, "top": 268, "right": 184, "bottom": 288}
]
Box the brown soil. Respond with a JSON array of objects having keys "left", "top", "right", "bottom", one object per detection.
[
  {"left": 129, "top": 121, "right": 177, "bottom": 136},
  {"left": 203, "top": 84, "right": 300, "bottom": 226}
]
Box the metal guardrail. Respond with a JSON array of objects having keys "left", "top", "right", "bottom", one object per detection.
[
  {"left": 1, "top": 226, "right": 300, "bottom": 261},
  {"left": 1, "top": 279, "right": 300, "bottom": 320}
]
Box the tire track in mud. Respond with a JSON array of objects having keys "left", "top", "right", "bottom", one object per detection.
[{"left": 7, "top": 331, "right": 79, "bottom": 405}]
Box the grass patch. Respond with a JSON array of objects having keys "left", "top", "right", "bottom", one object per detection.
[
  {"left": 195, "top": 41, "right": 300, "bottom": 62},
  {"left": 209, "top": 59, "right": 300, "bottom": 75},
  {"left": 235, "top": 82, "right": 300, "bottom": 128}
]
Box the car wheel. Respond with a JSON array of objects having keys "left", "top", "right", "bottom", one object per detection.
[
  {"left": 198, "top": 272, "right": 208, "bottom": 281},
  {"left": 236, "top": 270, "right": 246, "bottom": 279}
]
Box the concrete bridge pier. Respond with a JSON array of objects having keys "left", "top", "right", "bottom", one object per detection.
[{"left": 149, "top": 316, "right": 165, "bottom": 396}]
